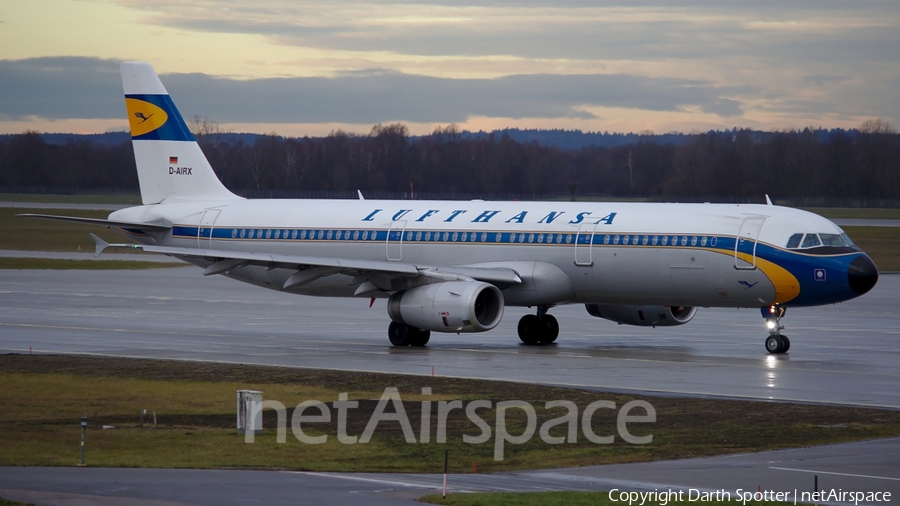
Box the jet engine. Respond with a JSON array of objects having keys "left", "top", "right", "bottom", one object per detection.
[
  {"left": 585, "top": 304, "right": 696, "bottom": 327},
  {"left": 388, "top": 281, "right": 504, "bottom": 333}
]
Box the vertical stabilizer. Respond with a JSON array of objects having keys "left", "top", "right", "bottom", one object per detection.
[{"left": 120, "top": 62, "right": 241, "bottom": 204}]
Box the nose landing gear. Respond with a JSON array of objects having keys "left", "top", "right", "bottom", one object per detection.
[
  {"left": 517, "top": 306, "right": 559, "bottom": 344},
  {"left": 763, "top": 305, "right": 790, "bottom": 354}
]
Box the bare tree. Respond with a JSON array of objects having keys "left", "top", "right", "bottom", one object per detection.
[
  {"left": 283, "top": 142, "right": 298, "bottom": 185},
  {"left": 859, "top": 118, "right": 897, "bottom": 134},
  {"left": 246, "top": 146, "right": 266, "bottom": 191},
  {"left": 188, "top": 115, "right": 224, "bottom": 154}
]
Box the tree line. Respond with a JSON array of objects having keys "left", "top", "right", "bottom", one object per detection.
[{"left": 1, "top": 119, "right": 897, "bottom": 205}]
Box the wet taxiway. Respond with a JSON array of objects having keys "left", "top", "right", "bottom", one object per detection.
[
  {"left": 1, "top": 438, "right": 898, "bottom": 506},
  {"left": 1, "top": 268, "right": 898, "bottom": 408}
]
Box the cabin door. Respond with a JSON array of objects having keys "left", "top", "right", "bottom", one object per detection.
[
  {"left": 386, "top": 220, "right": 406, "bottom": 261},
  {"left": 198, "top": 209, "right": 221, "bottom": 249},
  {"left": 574, "top": 223, "right": 596, "bottom": 266},
  {"left": 734, "top": 216, "right": 766, "bottom": 270}
]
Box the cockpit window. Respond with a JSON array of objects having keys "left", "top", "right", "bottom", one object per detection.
[
  {"left": 801, "top": 234, "right": 822, "bottom": 248},
  {"left": 787, "top": 232, "right": 854, "bottom": 250},
  {"left": 819, "top": 233, "right": 848, "bottom": 247}
]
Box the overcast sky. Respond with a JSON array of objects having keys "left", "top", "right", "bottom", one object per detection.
[{"left": 1, "top": 0, "right": 898, "bottom": 136}]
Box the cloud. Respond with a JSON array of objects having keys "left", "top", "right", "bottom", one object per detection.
[
  {"left": 0, "top": 57, "right": 745, "bottom": 124},
  {"left": 802, "top": 75, "right": 851, "bottom": 87},
  {"left": 0, "top": 57, "right": 122, "bottom": 120},
  {"left": 126, "top": 1, "right": 900, "bottom": 65}
]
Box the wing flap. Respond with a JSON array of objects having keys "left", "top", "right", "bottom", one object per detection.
[
  {"left": 93, "top": 240, "right": 522, "bottom": 286},
  {"left": 431, "top": 266, "right": 522, "bottom": 285},
  {"left": 136, "top": 244, "right": 421, "bottom": 275}
]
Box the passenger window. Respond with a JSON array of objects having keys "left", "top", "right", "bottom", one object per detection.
[{"left": 800, "top": 233, "right": 821, "bottom": 248}]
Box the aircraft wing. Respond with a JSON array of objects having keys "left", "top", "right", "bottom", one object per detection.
[{"left": 89, "top": 234, "right": 521, "bottom": 292}]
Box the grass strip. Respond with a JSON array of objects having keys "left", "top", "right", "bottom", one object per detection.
[
  {"left": 1, "top": 207, "right": 144, "bottom": 253},
  {"left": 2, "top": 355, "right": 899, "bottom": 473},
  {"left": 803, "top": 207, "right": 900, "bottom": 220},
  {"left": 0, "top": 193, "right": 139, "bottom": 205},
  {"left": 420, "top": 492, "right": 789, "bottom": 506},
  {"left": 0, "top": 499, "right": 36, "bottom": 506},
  {"left": 0, "top": 258, "right": 181, "bottom": 270},
  {"left": 842, "top": 225, "right": 900, "bottom": 271}
]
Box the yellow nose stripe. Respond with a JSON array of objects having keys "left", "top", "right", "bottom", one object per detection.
[
  {"left": 125, "top": 98, "right": 168, "bottom": 137},
  {"left": 734, "top": 251, "right": 801, "bottom": 304}
]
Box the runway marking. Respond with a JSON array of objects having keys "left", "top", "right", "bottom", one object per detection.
[
  {"left": 290, "top": 472, "right": 447, "bottom": 490},
  {"left": 768, "top": 467, "right": 900, "bottom": 481}
]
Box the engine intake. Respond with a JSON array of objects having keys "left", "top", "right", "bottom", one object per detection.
[
  {"left": 388, "top": 281, "right": 504, "bottom": 332},
  {"left": 585, "top": 304, "right": 696, "bottom": 327}
]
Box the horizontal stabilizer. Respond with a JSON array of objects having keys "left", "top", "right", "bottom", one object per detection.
[{"left": 18, "top": 213, "right": 172, "bottom": 232}]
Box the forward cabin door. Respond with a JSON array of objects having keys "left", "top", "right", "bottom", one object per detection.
[
  {"left": 198, "top": 209, "right": 221, "bottom": 249},
  {"left": 734, "top": 216, "right": 766, "bottom": 269}
]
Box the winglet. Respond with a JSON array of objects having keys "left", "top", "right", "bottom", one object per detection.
[
  {"left": 89, "top": 233, "right": 110, "bottom": 258},
  {"left": 765, "top": 194, "right": 774, "bottom": 206},
  {"left": 357, "top": 190, "right": 365, "bottom": 200}
]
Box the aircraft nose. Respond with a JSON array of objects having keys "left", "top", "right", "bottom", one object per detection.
[{"left": 848, "top": 255, "right": 878, "bottom": 295}]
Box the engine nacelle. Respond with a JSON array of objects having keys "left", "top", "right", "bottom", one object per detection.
[
  {"left": 388, "top": 281, "right": 504, "bottom": 333},
  {"left": 585, "top": 304, "right": 696, "bottom": 327}
]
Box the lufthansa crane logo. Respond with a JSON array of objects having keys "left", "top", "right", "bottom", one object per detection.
[
  {"left": 124, "top": 98, "right": 168, "bottom": 137},
  {"left": 133, "top": 112, "right": 154, "bottom": 124}
]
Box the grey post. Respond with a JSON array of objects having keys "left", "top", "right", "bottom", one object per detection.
[{"left": 79, "top": 412, "right": 88, "bottom": 466}]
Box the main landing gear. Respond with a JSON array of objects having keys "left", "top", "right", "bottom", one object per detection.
[
  {"left": 517, "top": 306, "right": 559, "bottom": 345},
  {"left": 388, "top": 321, "right": 431, "bottom": 347},
  {"left": 763, "top": 305, "right": 790, "bottom": 354}
]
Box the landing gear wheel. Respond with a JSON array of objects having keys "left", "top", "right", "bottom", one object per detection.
[
  {"left": 410, "top": 329, "right": 431, "bottom": 347},
  {"left": 780, "top": 335, "right": 790, "bottom": 353},
  {"left": 388, "top": 321, "right": 412, "bottom": 346},
  {"left": 765, "top": 334, "right": 785, "bottom": 354},
  {"left": 517, "top": 314, "right": 541, "bottom": 344},
  {"left": 540, "top": 314, "right": 559, "bottom": 343}
]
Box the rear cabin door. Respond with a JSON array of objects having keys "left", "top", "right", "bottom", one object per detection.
[{"left": 198, "top": 209, "right": 221, "bottom": 249}]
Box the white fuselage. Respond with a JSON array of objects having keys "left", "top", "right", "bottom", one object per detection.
[{"left": 110, "top": 198, "right": 861, "bottom": 309}]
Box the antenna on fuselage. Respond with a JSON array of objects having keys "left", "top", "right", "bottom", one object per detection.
[
  {"left": 357, "top": 190, "right": 365, "bottom": 200},
  {"left": 765, "top": 194, "right": 774, "bottom": 206}
]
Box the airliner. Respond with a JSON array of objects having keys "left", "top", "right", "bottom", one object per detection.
[{"left": 22, "top": 62, "right": 879, "bottom": 354}]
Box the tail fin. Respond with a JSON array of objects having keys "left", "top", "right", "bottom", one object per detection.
[{"left": 120, "top": 62, "right": 241, "bottom": 205}]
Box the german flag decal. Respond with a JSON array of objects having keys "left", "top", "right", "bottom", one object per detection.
[{"left": 169, "top": 156, "right": 178, "bottom": 164}]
